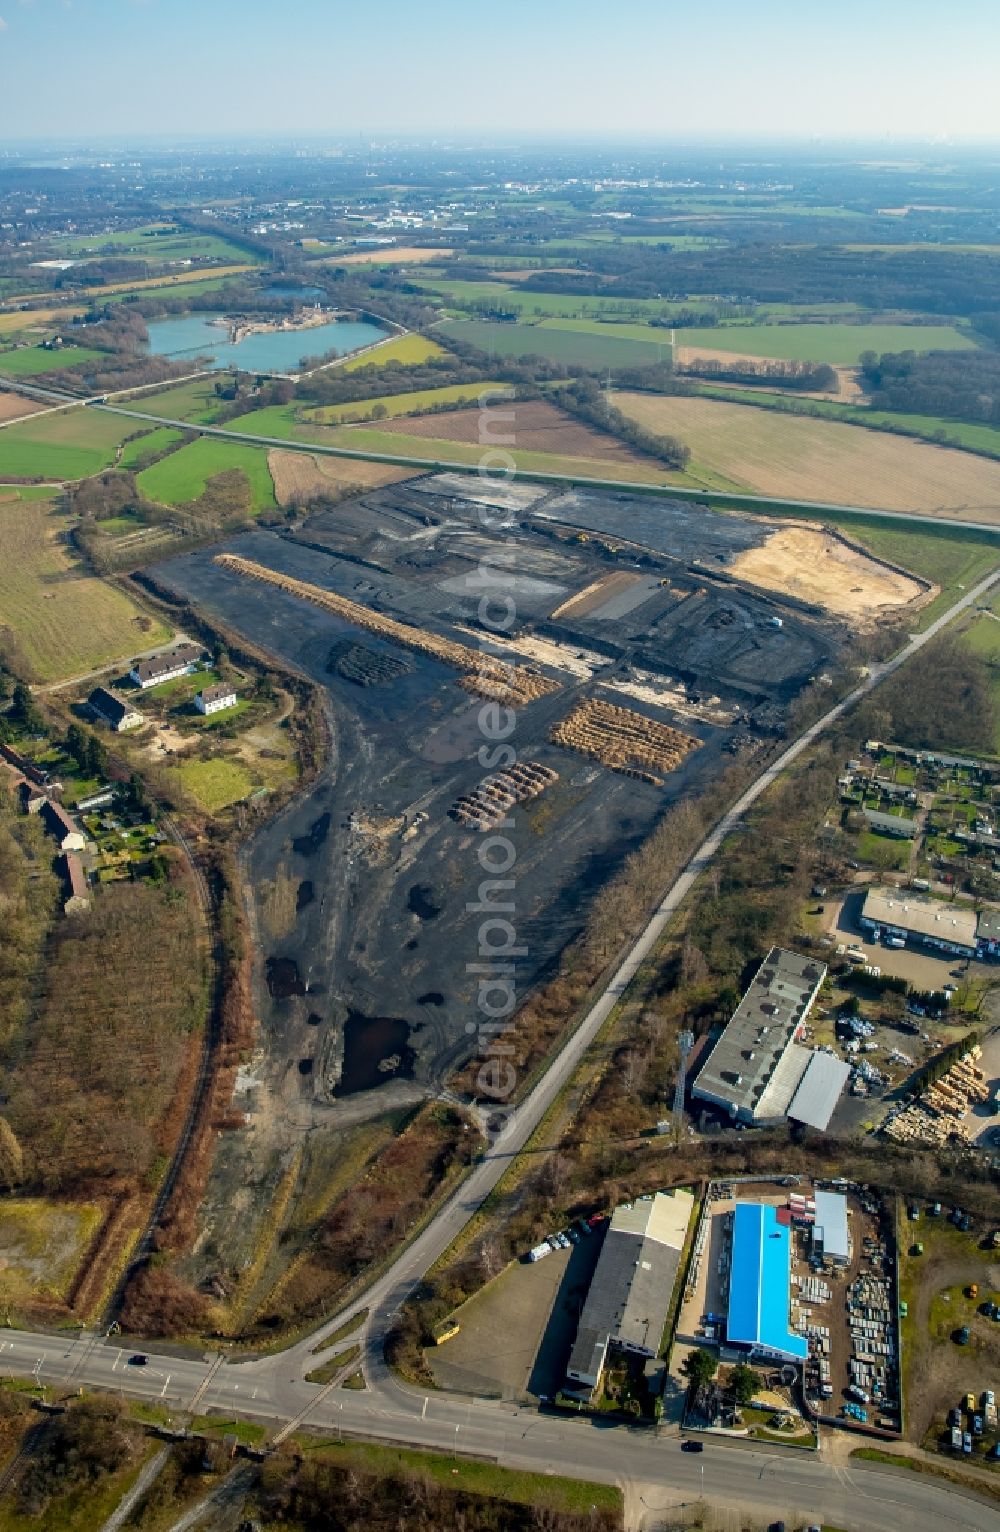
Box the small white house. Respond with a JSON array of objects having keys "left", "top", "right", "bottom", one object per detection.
[{"left": 195, "top": 683, "right": 238, "bottom": 716}]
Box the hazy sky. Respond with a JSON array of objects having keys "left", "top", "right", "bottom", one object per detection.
[{"left": 1, "top": 0, "right": 998, "bottom": 144}]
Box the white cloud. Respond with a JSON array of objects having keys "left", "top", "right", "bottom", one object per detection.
[{"left": 0, "top": 16, "right": 8, "bottom": 28}]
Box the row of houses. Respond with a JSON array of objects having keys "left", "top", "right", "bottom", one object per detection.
[
  {"left": 87, "top": 679, "right": 237, "bottom": 732},
  {"left": 1, "top": 751, "right": 90, "bottom": 915}
]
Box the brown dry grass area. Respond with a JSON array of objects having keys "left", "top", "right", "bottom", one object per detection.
[
  {"left": 369, "top": 399, "right": 654, "bottom": 466},
  {"left": 268, "top": 448, "right": 418, "bottom": 505},
  {"left": 729, "top": 523, "right": 927, "bottom": 622},
  {"left": 616, "top": 391, "right": 1000, "bottom": 517},
  {"left": 0, "top": 392, "right": 46, "bottom": 423},
  {"left": 551, "top": 570, "right": 643, "bottom": 620},
  {"left": 323, "top": 245, "right": 452, "bottom": 266}
]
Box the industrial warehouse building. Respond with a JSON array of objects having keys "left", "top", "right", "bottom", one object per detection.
[
  {"left": 691, "top": 948, "right": 847, "bottom": 1129},
  {"left": 566, "top": 1189, "right": 694, "bottom": 1392},
  {"left": 812, "top": 1189, "right": 850, "bottom": 1266},
  {"left": 859, "top": 887, "right": 978, "bottom": 959},
  {"left": 725, "top": 1202, "right": 808, "bottom": 1363}
]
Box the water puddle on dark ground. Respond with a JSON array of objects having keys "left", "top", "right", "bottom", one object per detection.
[
  {"left": 296, "top": 879, "right": 315, "bottom": 912},
  {"left": 293, "top": 812, "right": 331, "bottom": 857},
  {"left": 408, "top": 883, "right": 441, "bottom": 920},
  {"left": 266, "top": 957, "right": 306, "bottom": 999},
  {"left": 337, "top": 1011, "right": 415, "bottom": 1095}
]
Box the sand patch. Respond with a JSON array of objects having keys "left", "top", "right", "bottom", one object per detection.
[
  {"left": 551, "top": 569, "right": 642, "bottom": 620},
  {"left": 728, "top": 524, "right": 927, "bottom": 622},
  {"left": 268, "top": 448, "right": 418, "bottom": 506}
]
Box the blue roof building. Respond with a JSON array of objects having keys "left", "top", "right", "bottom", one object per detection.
[{"left": 726, "top": 1203, "right": 808, "bottom": 1363}]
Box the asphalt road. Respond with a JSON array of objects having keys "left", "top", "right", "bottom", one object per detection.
[
  {"left": 3, "top": 558, "right": 1000, "bottom": 1530},
  {"left": 2, "top": 1329, "right": 996, "bottom": 1531}
]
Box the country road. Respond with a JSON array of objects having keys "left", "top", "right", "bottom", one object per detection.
[
  {"left": 92, "top": 398, "right": 1000, "bottom": 537},
  {"left": 2, "top": 556, "right": 999, "bottom": 1530}
]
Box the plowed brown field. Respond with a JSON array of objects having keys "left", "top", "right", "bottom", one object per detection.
[{"left": 366, "top": 399, "right": 654, "bottom": 468}]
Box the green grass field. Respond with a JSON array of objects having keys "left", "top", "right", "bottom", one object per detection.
[
  {"left": 58, "top": 222, "right": 254, "bottom": 264},
  {"left": 0, "top": 344, "right": 103, "bottom": 377},
  {"left": 118, "top": 425, "right": 185, "bottom": 467},
  {"left": 137, "top": 436, "right": 277, "bottom": 509},
  {"left": 438, "top": 318, "right": 667, "bottom": 368},
  {"left": 0, "top": 407, "right": 153, "bottom": 479},
  {"left": 168, "top": 755, "right": 254, "bottom": 812},
  {"left": 419, "top": 277, "right": 682, "bottom": 321},
  {"left": 307, "top": 381, "right": 501, "bottom": 423},
  {"left": 676, "top": 322, "right": 976, "bottom": 364},
  {"left": 0, "top": 491, "right": 169, "bottom": 680},
  {"left": 124, "top": 375, "right": 235, "bottom": 423},
  {"left": 338, "top": 332, "right": 448, "bottom": 370},
  {"left": 103, "top": 274, "right": 243, "bottom": 305}
]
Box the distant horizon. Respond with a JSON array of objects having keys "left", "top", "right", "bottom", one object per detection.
[{"left": 1, "top": 0, "right": 998, "bottom": 144}]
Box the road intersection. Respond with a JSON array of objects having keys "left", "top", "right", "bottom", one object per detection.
[{"left": 4, "top": 568, "right": 1000, "bottom": 1530}]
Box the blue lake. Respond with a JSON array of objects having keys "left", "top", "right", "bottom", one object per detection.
[{"left": 144, "top": 311, "right": 388, "bottom": 374}]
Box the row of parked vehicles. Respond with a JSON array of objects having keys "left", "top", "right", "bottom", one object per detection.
[
  {"left": 949, "top": 1389, "right": 998, "bottom": 1455},
  {"left": 526, "top": 1214, "right": 605, "bottom": 1262}
]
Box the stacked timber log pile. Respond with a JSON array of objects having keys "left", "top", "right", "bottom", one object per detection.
[
  {"left": 215, "top": 553, "right": 560, "bottom": 708},
  {"left": 550, "top": 697, "right": 699, "bottom": 784},
  {"left": 882, "top": 1047, "right": 988, "bottom": 1146},
  {"left": 450, "top": 761, "right": 558, "bottom": 831}
]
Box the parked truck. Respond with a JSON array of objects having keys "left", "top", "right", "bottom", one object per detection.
[{"left": 952, "top": 1425, "right": 964, "bottom": 1452}]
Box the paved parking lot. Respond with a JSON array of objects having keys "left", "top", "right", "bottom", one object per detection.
[{"left": 822, "top": 890, "right": 984, "bottom": 994}]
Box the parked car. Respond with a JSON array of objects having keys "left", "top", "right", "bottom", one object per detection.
[
  {"left": 973, "top": 1413, "right": 984, "bottom": 1436},
  {"left": 963, "top": 1431, "right": 973, "bottom": 1454},
  {"left": 127, "top": 1354, "right": 148, "bottom": 1367},
  {"left": 681, "top": 1440, "right": 704, "bottom": 1453},
  {"left": 958, "top": 1327, "right": 971, "bottom": 1345}
]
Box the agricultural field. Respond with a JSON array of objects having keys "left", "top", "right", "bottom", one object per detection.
[
  {"left": 0, "top": 391, "right": 46, "bottom": 424},
  {"left": 0, "top": 490, "right": 169, "bottom": 680},
  {"left": 124, "top": 374, "right": 236, "bottom": 424},
  {"left": 338, "top": 332, "right": 447, "bottom": 370},
  {"left": 118, "top": 425, "right": 185, "bottom": 468},
  {"left": 369, "top": 398, "right": 657, "bottom": 469},
  {"left": 324, "top": 245, "right": 454, "bottom": 266},
  {"left": 695, "top": 384, "right": 1000, "bottom": 460},
  {"left": 306, "top": 381, "right": 503, "bottom": 423},
  {"left": 0, "top": 344, "right": 102, "bottom": 378},
  {"left": 137, "top": 437, "right": 277, "bottom": 510},
  {"left": 0, "top": 407, "right": 154, "bottom": 480},
  {"left": 418, "top": 276, "right": 682, "bottom": 321},
  {"left": 0, "top": 304, "right": 86, "bottom": 338},
  {"left": 56, "top": 222, "right": 254, "bottom": 264},
  {"left": 268, "top": 448, "right": 417, "bottom": 505},
  {"left": 326, "top": 423, "right": 675, "bottom": 483},
  {"left": 614, "top": 392, "right": 1000, "bottom": 516},
  {"left": 675, "top": 321, "right": 976, "bottom": 364},
  {"left": 67, "top": 262, "right": 257, "bottom": 298},
  {"left": 438, "top": 318, "right": 667, "bottom": 369}
]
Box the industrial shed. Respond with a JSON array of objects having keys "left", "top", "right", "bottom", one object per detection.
[
  {"left": 566, "top": 1190, "right": 693, "bottom": 1392},
  {"left": 725, "top": 1202, "right": 808, "bottom": 1364}
]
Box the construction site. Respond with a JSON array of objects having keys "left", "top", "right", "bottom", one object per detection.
[{"left": 147, "top": 472, "right": 928, "bottom": 1294}]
